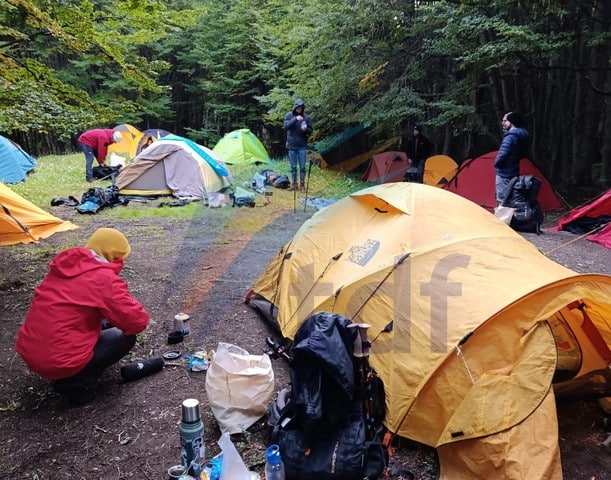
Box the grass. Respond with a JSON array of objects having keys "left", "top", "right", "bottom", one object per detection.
[{"left": 10, "top": 152, "right": 372, "bottom": 221}]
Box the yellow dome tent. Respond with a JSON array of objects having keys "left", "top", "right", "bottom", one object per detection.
[
  {"left": 0, "top": 183, "right": 78, "bottom": 246},
  {"left": 107, "top": 124, "right": 144, "bottom": 165},
  {"left": 247, "top": 182, "right": 611, "bottom": 480},
  {"left": 423, "top": 154, "right": 458, "bottom": 186}
]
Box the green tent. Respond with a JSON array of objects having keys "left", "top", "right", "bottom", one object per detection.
[{"left": 212, "top": 129, "right": 271, "bottom": 165}]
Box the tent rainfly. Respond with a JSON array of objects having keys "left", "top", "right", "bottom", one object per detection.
[
  {"left": 0, "top": 136, "right": 37, "bottom": 184},
  {"left": 551, "top": 189, "right": 611, "bottom": 249},
  {"left": 115, "top": 135, "right": 233, "bottom": 199},
  {"left": 0, "top": 183, "right": 78, "bottom": 245},
  {"left": 246, "top": 182, "right": 611, "bottom": 480},
  {"left": 212, "top": 129, "right": 271, "bottom": 165},
  {"left": 444, "top": 151, "right": 563, "bottom": 211}
]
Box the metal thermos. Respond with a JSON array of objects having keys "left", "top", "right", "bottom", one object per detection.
[{"left": 179, "top": 398, "right": 205, "bottom": 477}]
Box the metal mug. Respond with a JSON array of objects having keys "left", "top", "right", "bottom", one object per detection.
[{"left": 174, "top": 312, "right": 190, "bottom": 336}]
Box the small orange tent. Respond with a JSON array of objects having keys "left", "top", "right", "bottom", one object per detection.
[
  {"left": 361, "top": 151, "right": 409, "bottom": 183},
  {"left": 423, "top": 154, "right": 458, "bottom": 187}
]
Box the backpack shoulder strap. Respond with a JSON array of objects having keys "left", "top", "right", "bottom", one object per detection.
[{"left": 501, "top": 176, "right": 520, "bottom": 206}]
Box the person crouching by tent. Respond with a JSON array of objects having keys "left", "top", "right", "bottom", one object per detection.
[
  {"left": 78, "top": 128, "right": 122, "bottom": 182},
  {"left": 15, "top": 228, "right": 150, "bottom": 405},
  {"left": 284, "top": 98, "right": 313, "bottom": 191}
]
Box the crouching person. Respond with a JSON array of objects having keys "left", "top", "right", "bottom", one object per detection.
[{"left": 15, "top": 228, "right": 150, "bottom": 405}]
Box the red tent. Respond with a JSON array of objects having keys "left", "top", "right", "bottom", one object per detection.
[
  {"left": 551, "top": 189, "right": 611, "bottom": 249},
  {"left": 361, "top": 151, "right": 408, "bottom": 183},
  {"left": 443, "top": 151, "right": 563, "bottom": 212}
]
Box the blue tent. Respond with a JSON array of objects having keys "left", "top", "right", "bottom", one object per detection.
[{"left": 0, "top": 136, "right": 37, "bottom": 183}]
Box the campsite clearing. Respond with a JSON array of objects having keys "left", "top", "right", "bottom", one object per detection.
[{"left": 0, "top": 191, "right": 609, "bottom": 479}]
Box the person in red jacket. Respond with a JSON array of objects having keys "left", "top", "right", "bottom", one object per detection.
[
  {"left": 78, "top": 128, "right": 122, "bottom": 182},
  {"left": 15, "top": 228, "right": 149, "bottom": 405}
]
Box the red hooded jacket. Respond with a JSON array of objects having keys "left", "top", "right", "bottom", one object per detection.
[
  {"left": 77, "top": 129, "right": 115, "bottom": 164},
  {"left": 15, "top": 248, "right": 149, "bottom": 380}
]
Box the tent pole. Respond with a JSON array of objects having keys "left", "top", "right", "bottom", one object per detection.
[{"left": 303, "top": 160, "right": 313, "bottom": 212}]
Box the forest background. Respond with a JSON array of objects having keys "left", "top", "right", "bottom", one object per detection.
[{"left": 1, "top": 0, "right": 610, "bottom": 197}]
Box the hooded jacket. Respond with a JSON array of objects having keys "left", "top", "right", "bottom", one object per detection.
[
  {"left": 77, "top": 129, "right": 115, "bottom": 164},
  {"left": 494, "top": 127, "right": 529, "bottom": 178},
  {"left": 283, "top": 99, "right": 313, "bottom": 149},
  {"left": 15, "top": 248, "right": 149, "bottom": 380}
]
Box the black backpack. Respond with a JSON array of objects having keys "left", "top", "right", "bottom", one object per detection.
[
  {"left": 502, "top": 175, "right": 544, "bottom": 234},
  {"left": 267, "top": 312, "right": 388, "bottom": 480}
]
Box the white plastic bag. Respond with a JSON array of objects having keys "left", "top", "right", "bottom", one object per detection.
[
  {"left": 494, "top": 205, "right": 515, "bottom": 225},
  {"left": 218, "top": 432, "right": 251, "bottom": 480},
  {"left": 205, "top": 342, "right": 274, "bottom": 434}
]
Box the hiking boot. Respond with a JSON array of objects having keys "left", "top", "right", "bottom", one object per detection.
[
  {"left": 289, "top": 183, "right": 297, "bottom": 191},
  {"left": 300, "top": 182, "right": 306, "bottom": 191}
]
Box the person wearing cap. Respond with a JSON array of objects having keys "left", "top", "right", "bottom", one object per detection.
[
  {"left": 494, "top": 112, "right": 530, "bottom": 203},
  {"left": 15, "top": 228, "right": 149, "bottom": 405},
  {"left": 78, "top": 128, "right": 122, "bottom": 182},
  {"left": 404, "top": 124, "right": 432, "bottom": 183},
  {"left": 284, "top": 98, "right": 313, "bottom": 191}
]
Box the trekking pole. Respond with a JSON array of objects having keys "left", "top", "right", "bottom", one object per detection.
[
  {"left": 303, "top": 159, "right": 313, "bottom": 213},
  {"left": 293, "top": 181, "right": 297, "bottom": 213}
]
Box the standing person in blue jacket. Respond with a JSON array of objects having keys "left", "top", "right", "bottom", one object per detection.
[
  {"left": 284, "top": 98, "right": 313, "bottom": 191},
  {"left": 494, "top": 112, "right": 529, "bottom": 204}
]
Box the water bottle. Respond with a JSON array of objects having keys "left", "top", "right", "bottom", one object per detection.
[
  {"left": 179, "top": 398, "right": 205, "bottom": 477},
  {"left": 264, "top": 444, "right": 285, "bottom": 480}
]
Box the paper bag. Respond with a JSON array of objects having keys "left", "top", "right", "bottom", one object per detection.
[{"left": 205, "top": 342, "right": 274, "bottom": 434}]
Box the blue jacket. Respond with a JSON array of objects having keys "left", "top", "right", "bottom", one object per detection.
[
  {"left": 494, "top": 127, "right": 529, "bottom": 178},
  {"left": 284, "top": 98, "right": 313, "bottom": 149}
]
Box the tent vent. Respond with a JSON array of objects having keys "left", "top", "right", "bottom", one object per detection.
[{"left": 451, "top": 431, "right": 464, "bottom": 438}]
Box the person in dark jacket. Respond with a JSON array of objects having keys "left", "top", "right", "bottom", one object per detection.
[
  {"left": 15, "top": 228, "right": 149, "bottom": 405},
  {"left": 78, "top": 128, "right": 122, "bottom": 182},
  {"left": 404, "top": 124, "right": 432, "bottom": 183},
  {"left": 283, "top": 98, "right": 313, "bottom": 191},
  {"left": 494, "top": 112, "right": 529, "bottom": 204}
]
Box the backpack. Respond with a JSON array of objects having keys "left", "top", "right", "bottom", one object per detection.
[
  {"left": 76, "top": 185, "right": 125, "bottom": 214},
  {"left": 267, "top": 312, "right": 388, "bottom": 480},
  {"left": 502, "top": 175, "right": 544, "bottom": 234}
]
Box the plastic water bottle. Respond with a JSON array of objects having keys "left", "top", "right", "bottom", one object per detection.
[
  {"left": 179, "top": 398, "right": 205, "bottom": 477},
  {"left": 264, "top": 444, "right": 285, "bottom": 480}
]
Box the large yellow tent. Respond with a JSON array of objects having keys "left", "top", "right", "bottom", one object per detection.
[
  {"left": 0, "top": 183, "right": 78, "bottom": 246},
  {"left": 247, "top": 182, "right": 611, "bottom": 480}
]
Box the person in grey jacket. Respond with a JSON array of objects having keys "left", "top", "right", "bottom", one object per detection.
[
  {"left": 284, "top": 98, "right": 313, "bottom": 191},
  {"left": 494, "top": 112, "right": 529, "bottom": 204}
]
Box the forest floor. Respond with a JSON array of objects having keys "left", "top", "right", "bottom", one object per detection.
[{"left": 0, "top": 186, "right": 610, "bottom": 480}]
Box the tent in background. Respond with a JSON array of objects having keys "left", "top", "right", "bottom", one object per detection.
[
  {"left": 444, "top": 151, "right": 563, "bottom": 211},
  {"left": 107, "top": 124, "right": 144, "bottom": 166},
  {"left": 551, "top": 189, "right": 611, "bottom": 248},
  {"left": 143, "top": 128, "right": 171, "bottom": 139},
  {"left": 423, "top": 154, "right": 459, "bottom": 187},
  {"left": 247, "top": 182, "right": 611, "bottom": 480},
  {"left": 362, "top": 152, "right": 459, "bottom": 186},
  {"left": 116, "top": 135, "right": 233, "bottom": 199},
  {"left": 0, "top": 183, "right": 78, "bottom": 245},
  {"left": 0, "top": 136, "right": 37, "bottom": 183},
  {"left": 212, "top": 129, "right": 271, "bottom": 165},
  {"left": 361, "top": 151, "right": 409, "bottom": 183}
]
